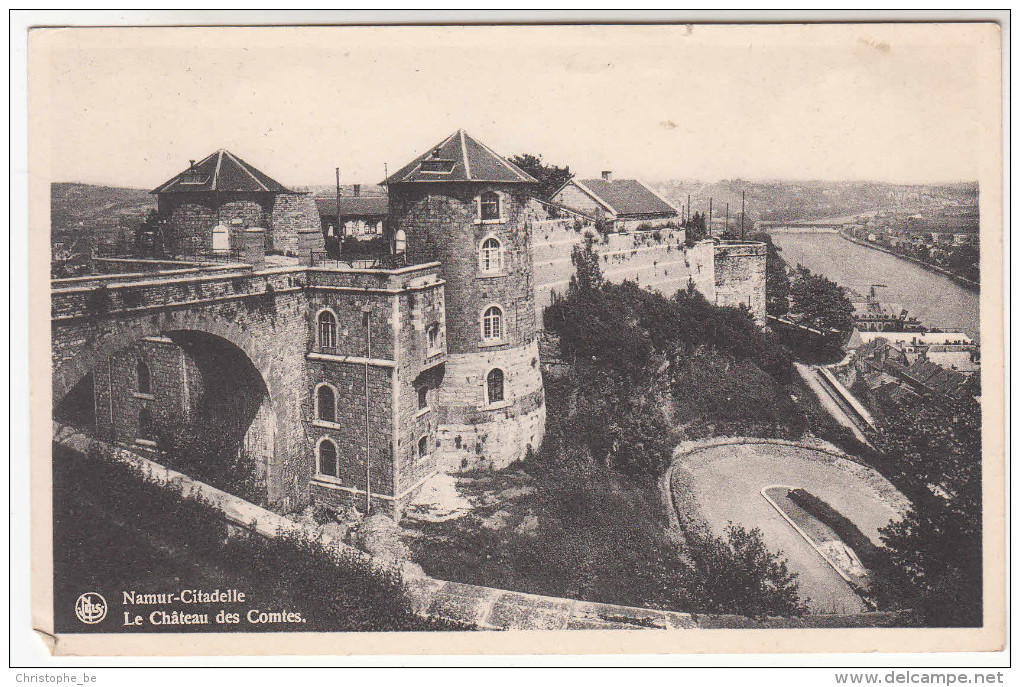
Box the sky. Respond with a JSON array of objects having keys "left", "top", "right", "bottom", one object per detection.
[{"left": 36, "top": 23, "right": 993, "bottom": 189}]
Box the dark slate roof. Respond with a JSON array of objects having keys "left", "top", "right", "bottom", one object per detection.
[
  {"left": 384, "top": 130, "right": 538, "bottom": 185},
  {"left": 152, "top": 149, "right": 291, "bottom": 194},
  {"left": 571, "top": 178, "right": 677, "bottom": 217},
  {"left": 315, "top": 195, "right": 389, "bottom": 218}
]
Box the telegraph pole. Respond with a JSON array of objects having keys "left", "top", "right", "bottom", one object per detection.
[
  {"left": 335, "top": 167, "right": 342, "bottom": 247},
  {"left": 362, "top": 305, "right": 372, "bottom": 514},
  {"left": 709, "top": 198, "right": 713, "bottom": 236},
  {"left": 726, "top": 202, "right": 730, "bottom": 235},
  {"left": 741, "top": 191, "right": 746, "bottom": 240},
  {"left": 687, "top": 194, "right": 691, "bottom": 224}
]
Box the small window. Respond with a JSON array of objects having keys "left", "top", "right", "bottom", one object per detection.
[
  {"left": 479, "top": 191, "right": 500, "bottom": 221},
  {"left": 480, "top": 237, "right": 502, "bottom": 273},
  {"left": 318, "top": 438, "right": 339, "bottom": 478},
  {"left": 482, "top": 305, "right": 503, "bottom": 342},
  {"left": 316, "top": 384, "right": 337, "bottom": 423},
  {"left": 417, "top": 435, "right": 430, "bottom": 461},
  {"left": 417, "top": 385, "right": 429, "bottom": 411},
  {"left": 137, "top": 408, "right": 154, "bottom": 442},
  {"left": 318, "top": 310, "right": 337, "bottom": 349},
  {"left": 427, "top": 323, "right": 440, "bottom": 352},
  {"left": 486, "top": 368, "right": 505, "bottom": 404},
  {"left": 394, "top": 229, "right": 407, "bottom": 255},
  {"left": 136, "top": 360, "right": 151, "bottom": 395},
  {"left": 421, "top": 158, "right": 455, "bottom": 174}
]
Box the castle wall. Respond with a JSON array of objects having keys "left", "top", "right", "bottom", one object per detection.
[
  {"left": 389, "top": 181, "right": 546, "bottom": 471},
  {"left": 271, "top": 193, "right": 321, "bottom": 255},
  {"left": 437, "top": 338, "right": 545, "bottom": 470},
  {"left": 713, "top": 242, "right": 767, "bottom": 327},
  {"left": 159, "top": 192, "right": 273, "bottom": 253}
]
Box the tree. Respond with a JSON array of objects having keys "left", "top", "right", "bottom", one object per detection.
[
  {"left": 509, "top": 153, "right": 574, "bottom": 201},
  {"left": 789, "top": 265, "right": 855, "bottom": 334},
  {"left": 749, "top": 232, "right": 790, "bottom": 318},
  {"left": 869, "top": 394, "right": 982, "bottom": 626},
  {"left": 567, "top": 233, "right": 604, "bottom": 295},
  {"left": 684, "top": 211, "right": 708, "bottom": 246}
]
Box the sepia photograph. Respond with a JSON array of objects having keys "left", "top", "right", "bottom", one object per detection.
[{"left": 19, "top": 15, "right": 1005, "bottom": 663}]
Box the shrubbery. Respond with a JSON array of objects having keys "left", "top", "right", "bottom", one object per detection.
[{"left": 52, "top": 445, "right": 466, "bottom": 632}]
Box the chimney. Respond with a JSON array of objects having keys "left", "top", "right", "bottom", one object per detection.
[
  {"left": 353, "top": 184, "right": 361, "bottom": 197},
  {"left": 189, "top": 160, "right": 196, "bottom": 169},
  {"left": 601, "top": 171, "right": 613, "bottom": 182}
]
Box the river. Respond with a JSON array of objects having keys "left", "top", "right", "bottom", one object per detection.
[{"left": 771, "top": 232, "right": 981, "bottom": 342}]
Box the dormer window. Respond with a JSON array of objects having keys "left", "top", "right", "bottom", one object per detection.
[
  {"left": 421, "top": 158, "right": 456, "bottom": 174},
  {"left": 180, "top": 161, "right": 207, "bottom": 185}
]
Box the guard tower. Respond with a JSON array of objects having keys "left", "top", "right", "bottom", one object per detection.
[{"left": 384, "top": 130, "right": 546, "bottom": 470}]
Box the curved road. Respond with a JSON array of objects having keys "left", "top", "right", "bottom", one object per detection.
[{"left": 672, "top": 442, "right": 908, "bottom": 614}]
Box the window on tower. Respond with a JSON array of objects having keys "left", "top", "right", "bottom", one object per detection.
[
  {"left": 479, "top": 237, "right": 503, "bottom": 273},
  {"left": 486, "top": 368, "right": 505, "bottom": 405},
  {"left": 317, "top": 438, "right": 340, "bottom": 478},
  {"left": 479, "top": 191, "right": 501, "bottom": 221},
  {"left": 482, "top": 305, "right": 503, "bottom": 342},
  {"left": 317, "top": 310, "right": 337, "bottom": 350}
]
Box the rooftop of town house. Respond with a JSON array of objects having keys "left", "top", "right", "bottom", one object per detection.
[
  {"left": 315, "top": 194, "right": 389, "bottom": 218},
  {"left": 560, "top": 176, "right": 678, "bottom": 217},
  {"left": 151, "top": 149, "right": 293, "bottom": 195},
  {"left": 383, "top": 129, "right": 538, "bottom": 185}
]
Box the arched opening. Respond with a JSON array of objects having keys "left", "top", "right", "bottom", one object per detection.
[
  {"left": 212, "top": 224, "right": 230, "bottom": 252},
  {"left": 317, "top": 310, "right": 337, "bottom": 350},
  {"left": 317, "top": 437, "right": 339, "bottom": 478},
  {"left": 482, "top": 305, "right": 504, "bottom": 342},
  {"left": 316, "top": 383, "right": 337, "bottom": 423},
  {"left": 479, "top": 236, "right": 502, "bottom": 273},
  {"left": 54, "top": 329, "right": 276, "bottom": 505},
  {"left": 486, "top": 368, "right": 505, "bottom": 404},
  {"left": 136, "top": 359, "right": 151, "bottom": 395}
]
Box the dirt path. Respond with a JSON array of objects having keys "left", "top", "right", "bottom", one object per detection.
[{"left": 671, "top": 441, "right": 908, "bottom": 615}]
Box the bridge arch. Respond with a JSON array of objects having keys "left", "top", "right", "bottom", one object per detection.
[{"left": 52, "top": 307, "right": 308, "bottom": 508}]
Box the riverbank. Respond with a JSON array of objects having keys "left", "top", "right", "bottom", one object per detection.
[{"left": 838, "top": 231, "right": 980, "bottom": 292}]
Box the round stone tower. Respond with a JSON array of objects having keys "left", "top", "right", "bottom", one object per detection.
[{"left": 385, "top": 130, "right": 545, "bottom": 470}]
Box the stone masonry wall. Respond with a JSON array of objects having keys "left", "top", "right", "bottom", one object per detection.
[
  {"left": 271, "top": 193, "right": 321, "bottom": 256},
  {"left": 714, "top": 242, "right": 767, "bottom": 327},
  {"left": 438, "top": 339, "right": 545, "bottom": 471},
  {"left": 159, "top": 192, "right": 273, "bottom": 253}
]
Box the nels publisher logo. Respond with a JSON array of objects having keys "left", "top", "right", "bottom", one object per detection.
[{"left": 75, "top": 593, "right": 108, "bottom": 624}]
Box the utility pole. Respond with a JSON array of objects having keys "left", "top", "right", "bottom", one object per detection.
[
  {"left": 741, "top": 191, "right": 746, "bottom": 240},
  {"left": 709, "top": 198, "right": 713, "bottom": 236},
  {"left": 335, "top": 167, "right": 342, "bottom": 247},
  {"left": 687, "top": 194, "right": 691, "bottom": 224},
  {"left": 726, "top": 202, "right": 730, "bottom": 235},
  {"left": 362, "top": 305, "right": 373, "bottom": 515}
]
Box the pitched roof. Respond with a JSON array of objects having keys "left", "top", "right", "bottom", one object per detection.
[
  {"left": 315, "top": 195, "right": 389, "bottom": 218},
  {"left": 152, "top": 149, "right": 291, "bottom": 194},
  {"left": 569, "top": 178, "right": 677, "bottom": 217},
  {"left": 383, "top": 130, "right": 538, "bottom": 185}
]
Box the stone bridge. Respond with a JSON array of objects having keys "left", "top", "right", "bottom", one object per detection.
[{"left": 51, "top": 258, "right": 447, "bottom": 515}]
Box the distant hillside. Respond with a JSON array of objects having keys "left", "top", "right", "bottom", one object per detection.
[{"left": 51, "top": 182, "right": 156, "bottom": 278}]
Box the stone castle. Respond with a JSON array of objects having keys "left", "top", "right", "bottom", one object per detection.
[{"left": 52, "top": 131, "right": 763, "bottom": 519}]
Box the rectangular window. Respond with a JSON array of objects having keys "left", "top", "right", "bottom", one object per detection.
[
  {"left": 427, "top": 324, "right": 440, "bottom": 352},
  {"left": 480, "top": 192, "right": 500, "bottom": 221},
  {"left": 417, "top": 385, "right": 429, "bottom": 410}
]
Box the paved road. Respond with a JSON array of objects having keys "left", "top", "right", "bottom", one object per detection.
[{"left": 673, "top": 442, "right": 908, "bottom": 614}]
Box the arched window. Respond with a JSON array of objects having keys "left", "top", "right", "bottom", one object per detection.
[
  {"left": 317, "top": 438, "right": 339, "bottom": 478},
  {"left": 137, "top": 408, "right": 154, "bottom": 442},
  {"left": 212, "top": 224, "right": 230, "bottom": 251},
  {"left": 417, "top": 435, "right": 430, "bottom": 461},
  {"left": 427, "top": 323, "right": 440, "bottom": 352},
  {"left": 482, "top": 305, "right": 503, "bottom": 342},
  {"left": 136, "top": 360, "right": 151, "bottom": 395},
  {"left": 317, "top": 310, "right": 337, "bottom": 349},
  {"left": 486, "top": 368, "right": 505, "bottom": 404},
  {"left": 316, "top": 384, "right": 337, "bottom": 423},
  {"left": 479, "top": 237, "right": 502, "bottom": 272},
  {"left": 479, "top": 191, "right": 501, "bottom": 221},
  {"left": 394, "top": 229, "right": 407, "bottom": 255}
]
